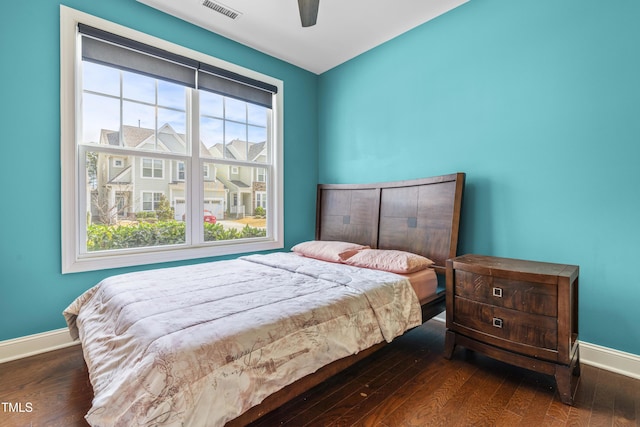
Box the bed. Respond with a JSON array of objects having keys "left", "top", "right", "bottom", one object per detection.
[{"left": 63, "top": 172, "right": 465, "bottom": 426}]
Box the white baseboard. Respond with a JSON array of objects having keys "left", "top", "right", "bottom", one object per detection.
[
  {"left": 0, "top": 328, "right": 78, "bottom": 364},
  {"left": 429, "top": 315, "right": 640, "bottom": 380},
  {"left": 2, "top": 325, "right": 640, "bottom": 381},
  {"left": 579, "top": 341, "right": 640, "bottom": 380}
]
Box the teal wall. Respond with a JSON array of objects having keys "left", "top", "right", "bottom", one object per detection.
[
  {"left": 0, "top": 0, "right": 318, "bottom": 341},
  {"left": 318, "top": 0, "right": 640, "bottom": 355}
]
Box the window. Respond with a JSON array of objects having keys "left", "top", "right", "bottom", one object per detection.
[
  {"left": 256, "top": 192, "right": 267, "bottom": 210},
  {"left": 61, "top": 7, "right": 283, "bottom": 273},
  {"left": 142, "top": 158, "right": 164, "bottom": 178},
  {"left": 142, "top": 192, "right": 164, "bottom": 211}
]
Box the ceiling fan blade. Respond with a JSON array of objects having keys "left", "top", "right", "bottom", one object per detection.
[{"left": 298, "top": 0, "right": 319, "bottom": 27}]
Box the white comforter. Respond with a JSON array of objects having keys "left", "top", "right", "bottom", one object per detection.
[{"left": 64, "top": 252, "right": 421, "bottom": 426}]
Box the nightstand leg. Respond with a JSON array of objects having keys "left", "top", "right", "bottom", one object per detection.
[
  {"left": 555, "top": 363, "right": 580, "bottom": 405},
  {"left": 444, "top": 330, "right": 456, "bottom": 359}
]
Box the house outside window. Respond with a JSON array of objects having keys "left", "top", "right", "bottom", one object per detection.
[{"left": 60, "top": 7, "right": 283, "bottom": 273}]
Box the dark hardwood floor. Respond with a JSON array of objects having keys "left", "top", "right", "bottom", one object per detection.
[{"left": 1, "top": 320, "right": 638, "bottom": 426}]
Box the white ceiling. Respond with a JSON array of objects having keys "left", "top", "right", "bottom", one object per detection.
[{"left": 136, "top": 0, "right": 469, "bottom": 74}]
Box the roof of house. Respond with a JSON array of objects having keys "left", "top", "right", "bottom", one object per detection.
[
  {"left": 210, "top": 139, "right": 266, "bottom": 162},
  {"left": 99, "top": 124, "right": 209, "bottom": 154},
  {"left": 107, "top": 165, "right": 132, "bottom": 185},
  {"left": 98, "top": 126, "right": 267, "bottom": 178},
  {"left": 101, "top": 126, "right": 154, "bottom": 148}
]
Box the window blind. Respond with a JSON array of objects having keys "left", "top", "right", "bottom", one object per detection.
[{"left": 79, "top": 24, "right": 277, "bottom": 108}]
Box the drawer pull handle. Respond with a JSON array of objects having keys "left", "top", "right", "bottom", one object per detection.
[
  {"left": 492, "top": 317, "right": 503, "bottom": 328},
  {"left": 492, "top": 287, "right": 503, "bottom": 298}
]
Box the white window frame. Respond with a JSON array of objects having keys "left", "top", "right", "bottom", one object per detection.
[
  {"left": 141, "top": 158, "right": 164, "bottom": 179},
  {"left": 141, "top": 191, "right": 164, "bottom": 211},
  {"left": 256, "top": 191, "right": 267, "bottom": 210},
  {"left": 60, "top": 6, "right": 283, "bottom": 273},
  {"left": 177, "top": 161, "right": 186, "bottom": 181}
]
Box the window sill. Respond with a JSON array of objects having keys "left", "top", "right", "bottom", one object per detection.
[{"left": 62, "top": 239, "right": 284, "bottom": 274}]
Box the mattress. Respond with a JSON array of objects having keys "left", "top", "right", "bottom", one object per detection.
[
  {"left": 401, "top": 268, "right": 438, "bottom": 305},
  {"left": 64, "top": 252, "right": 421, "bottom": 426}
]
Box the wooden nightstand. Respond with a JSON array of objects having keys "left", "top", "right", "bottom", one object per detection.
[{"left": 444, "top": 254, "right": 580, "bottom": 405}]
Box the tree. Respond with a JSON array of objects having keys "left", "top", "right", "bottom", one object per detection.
[{"left": 156, "top": 194, "right": 174, "bottom": 221}]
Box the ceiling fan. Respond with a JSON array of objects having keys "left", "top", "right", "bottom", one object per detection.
[{"left": 298, "top": 0, "right": 320, "bottom": 27}]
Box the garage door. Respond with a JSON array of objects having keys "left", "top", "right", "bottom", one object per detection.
[{"left": 204, "top": 199, "right": 224, "bottom": 219}]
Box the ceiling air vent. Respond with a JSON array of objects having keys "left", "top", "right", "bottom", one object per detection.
[{"left": 202, "top": 0, "right": 242, "bottom": 20}]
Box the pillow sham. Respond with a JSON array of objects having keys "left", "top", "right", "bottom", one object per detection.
[
  {"left": 291, "top": 240, "right": 370, "bottom": 263},
  {"left": 342, "top": 249, "right": 434, "bottom": 273}
]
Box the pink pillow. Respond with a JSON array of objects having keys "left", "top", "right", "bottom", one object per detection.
[
  {"left": 342, "top": 249, "right": 434, "bottom": 273},
  {"left": 291, "top": 240, "right": 370, "bottom": 263}
]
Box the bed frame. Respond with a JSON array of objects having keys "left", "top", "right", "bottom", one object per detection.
[{"left": 228, "top": 172, "right": 465, "bottom": 426}]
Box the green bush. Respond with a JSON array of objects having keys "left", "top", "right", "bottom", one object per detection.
[
  {"left": 87, "top": 221, "right": 186, "bottom": 251},
  {"left": 203, "top": 223, "right": 266, "bottom": 241},
  {"left": 87, "top": 220, "right": 266, "bottom": 251},
  {"left": 135, "top": 211, "right": 157, "bottom": 221}
]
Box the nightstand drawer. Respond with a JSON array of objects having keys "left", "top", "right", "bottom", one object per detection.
[
  {"left": 454, "top": 270, "right": 557, "bottom": 317},
  {"left": 453, "top": 297, "right": 558, "bottom": 351}
]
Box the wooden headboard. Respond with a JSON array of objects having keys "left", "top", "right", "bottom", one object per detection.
[{"left": 316, "top": 173, "right": 465, "bottom": 274}]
